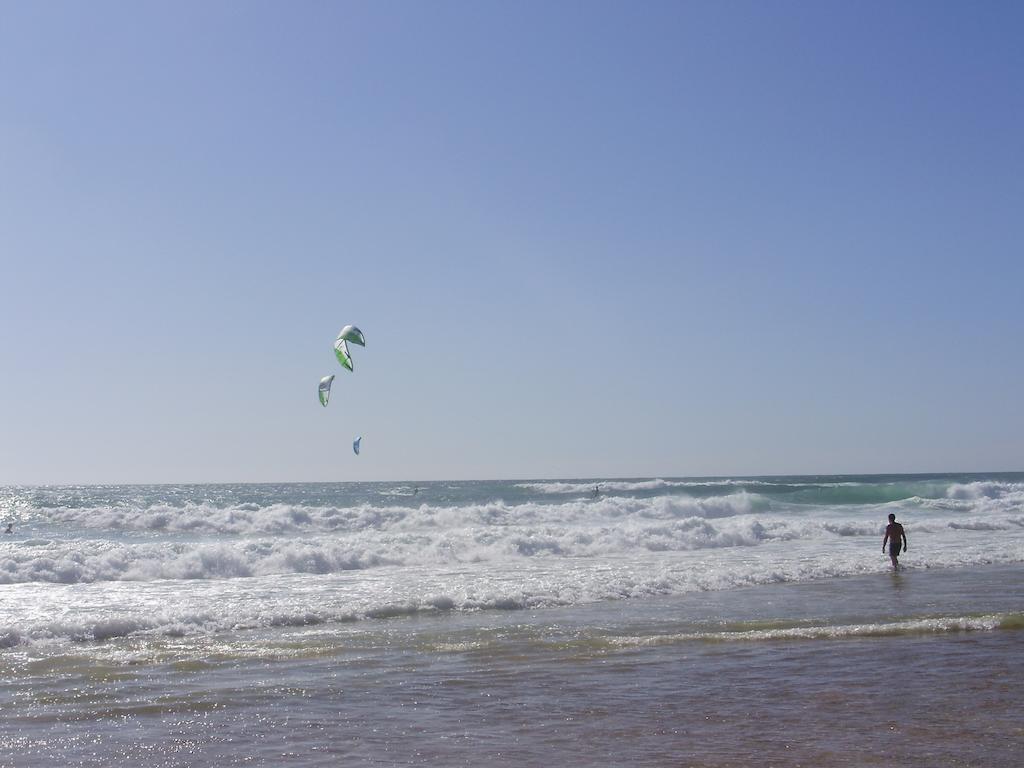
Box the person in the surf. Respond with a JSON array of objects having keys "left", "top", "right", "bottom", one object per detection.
[
  {"left": 3, "top": 523, "right": 12, "bottom": 534},
  {"left": 882, "top": 513, "right": 908, "bottom": 570}
]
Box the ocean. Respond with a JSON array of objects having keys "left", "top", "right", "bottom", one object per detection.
[{"left": 1, "top": 473, "right": 1022, "bottom": 766}]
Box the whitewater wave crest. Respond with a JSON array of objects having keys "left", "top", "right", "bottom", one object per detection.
[
  {"left": 946, "top": 481, "right": 1024, "bottom": 501},
  {"left": 24, "top": 493, "right": 769, "bottom": 535},
  {"left": 609, "top": 614, "right": 1014, "bottom": 648}
]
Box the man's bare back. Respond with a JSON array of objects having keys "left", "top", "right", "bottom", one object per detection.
[{"left": 882, "top": 514, "right": 908, "bottom": 570}]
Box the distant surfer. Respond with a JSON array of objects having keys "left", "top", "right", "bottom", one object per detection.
[
  {"left": 593, "top": 485, "right": 600, "bottom": 497},
  {"left": 882, "top": 513, "right": 908, "bottom": 570},
  {"left": 3, "top": 523, "right": 12, "bottom": 534}
]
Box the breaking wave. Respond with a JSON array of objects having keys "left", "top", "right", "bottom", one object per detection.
[
  {"left": 2, "top": 475, "right": 1023, "bottom": 648},
  {"left": 20, "top": 493, "right": 769, "bottom": 535}
]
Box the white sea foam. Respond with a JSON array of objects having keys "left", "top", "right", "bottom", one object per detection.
[
  {"left": 609, "top": 615, "right": 1010, "bottom": 647},
  {"left": 0, "top": 538, "right": 395, "bottom": 584},
  {"left": 946, "top": 481, "right": 1024, "bottom": 500},
  {"left": 26, "top": 493, "right": 768, "bottom": 535},
  {"left": 514, "top": 479, "right": 873, "bottom": 494},
  {"left": 3, "top": 538, "right": 1023, "bottom": 649},
  {"left": 2, "top": 477, "right": 1023, "bottom": 648},
  {"left": 3, "top": 486, "right": 1023, "bottom": 586},
  {"left": 38, "top": 501, "right": 410, "bottom": 534}
]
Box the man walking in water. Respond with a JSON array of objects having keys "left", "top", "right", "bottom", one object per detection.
[{"left": 882, "top": 513, "right": 908, "bottom": 570}]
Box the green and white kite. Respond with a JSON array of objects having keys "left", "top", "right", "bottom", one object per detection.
[
  {"left": 318, "top": 375, "right": 335, "bottom": 407},
  {"left": 333, "top": 338, "right": 353, "bottom": 372},
  {"left": 337, "top": 325, "right": 365, "bottom": 347}
]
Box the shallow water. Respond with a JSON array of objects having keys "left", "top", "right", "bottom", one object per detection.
[{"left": 2, "top": 567, "right": 1022, "bottom": 766}]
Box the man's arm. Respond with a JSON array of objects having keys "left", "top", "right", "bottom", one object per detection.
[
  {"left": 901, "top": 527, "right": 908, "bottom": 550},
  {"left": 882, "top": 530, "right": 890, "bottom": 551}
]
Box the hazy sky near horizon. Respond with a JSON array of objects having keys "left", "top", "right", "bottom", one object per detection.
[{"left": 2, "top": 1, "right": 1022, "bottom": 484}]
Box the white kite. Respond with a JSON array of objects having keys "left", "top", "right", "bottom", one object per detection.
[
  {"left": 337, "top": 325, "right": 365, "bottom": 347},
  {"left": 318, "top": 375, "right": 335, "bottom": 407}
]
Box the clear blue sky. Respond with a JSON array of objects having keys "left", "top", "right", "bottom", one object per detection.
[{"left": 2, "top": 1, "right": 1022, "bottom": 483}]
